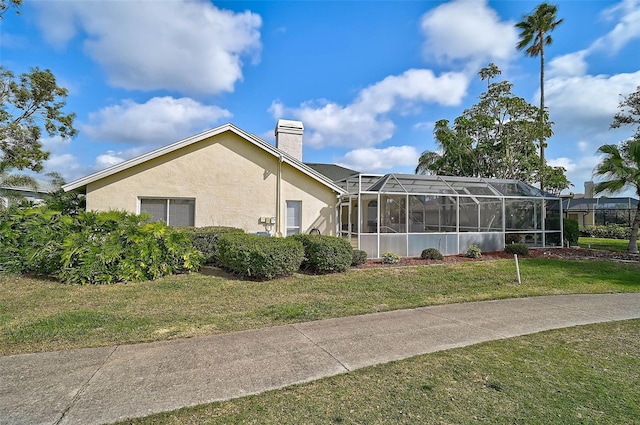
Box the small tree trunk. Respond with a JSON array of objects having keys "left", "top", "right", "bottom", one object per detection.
[{"left": 629, "top": 198, "right": 640, "bottom": 254}]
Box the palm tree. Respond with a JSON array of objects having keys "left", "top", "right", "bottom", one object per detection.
[
  {"left": 593, "top": 140, "right": 640, "bottom": 254},
  {"left": 0, "top": 161, "right": 39, "bottom": 209},
  {"left": 516, "top": 3, "right": 563, "bottom": 190}
]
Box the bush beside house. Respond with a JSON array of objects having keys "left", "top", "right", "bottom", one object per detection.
[
  {"left": 289, "top": 234, "right": 353, "bottom": 273},
  {"left": 466, "top": 245, "right": 482, "bottom": 258},
  {"left": 421, "top": 248, "right": 443, "bottom": 260},
  {"left": 504, "top": 243, "right": 529, "bottom": 255},
  {"left": 182, "top": 226, "right": 245, "bottom": 264},
  {"left": 351, "top": 250, "right": 368, "bottom": 266},
  {"left": 0, "top": 207, "right": 202, "bottom": 284},
  {"left": 217, "top": 233, "right": 304, "bottom": 280}
]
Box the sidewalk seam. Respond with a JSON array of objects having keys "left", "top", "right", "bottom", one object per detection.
[
  {"left": 291, "top": 325, "right": 351, "bottom": 372},
  {"left": 53, "top": 345, "right": 119, "bottom": 425},
  {"left": 421, "top": 311, "right": 510, "bottom": 341},
  {"left": 528, "top": 296, "right": 624, "bottom": 322}
]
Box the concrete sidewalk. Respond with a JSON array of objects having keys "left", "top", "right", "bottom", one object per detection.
[{"left": 2, "top": 293, "right": 640, "bottom": 425}]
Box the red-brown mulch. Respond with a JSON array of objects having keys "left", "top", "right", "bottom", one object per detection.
[{"left": 360, "top": 248, "right": 640, "bottom": 268}]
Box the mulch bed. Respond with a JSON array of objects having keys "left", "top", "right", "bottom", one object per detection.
[{"left": 361, "top": 247, "right": 640, "bottom": 268}]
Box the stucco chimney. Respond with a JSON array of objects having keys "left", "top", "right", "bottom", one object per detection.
[
  {"left": 584, "top": 181, "right": 594, "bottom": 198},
  {"left": 275, "top": 119, "right": 303, "bottom": 161}
]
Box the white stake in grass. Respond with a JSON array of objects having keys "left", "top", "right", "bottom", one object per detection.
[{"left": 514, "top": 254, "right": 521, "bottom": 285}]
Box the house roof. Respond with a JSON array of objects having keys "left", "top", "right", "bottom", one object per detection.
[
  {"left": 1, "top": 178, "right": 56, "bottom": 194},
  {"left": 337, "top": 173, "right": 559, "bottom": 198},
  {"left": 62, "top": 123, "right": 346, "bottom": 195},
  {"left": 563, "top": 197, "right": 638, "bottom": 211},
  {"left": 304, "top": 163, "right": 360, "bottom": 182}
]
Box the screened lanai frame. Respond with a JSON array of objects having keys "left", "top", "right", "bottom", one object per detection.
[{"left": 336, "top": 174, "right": 563, "bottom": 258}]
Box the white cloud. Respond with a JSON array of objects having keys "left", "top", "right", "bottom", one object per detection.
[
  {"left": 548, "top": 51, "right": 589, "bottom": 78},
  {"left": 271, "top": 69, "right": 469, "bottom": 148},
  {"left": 547, "top": 157, "right": 576, "bottom": 171},
  {"left": 549, "top": 0, "right": 640, "bottom": 77},
  {"left": 43, "top": 153, "right": 85, "bottom": 182},
  {"left": 337, "top": 146, "right": 420, "bottom": 173},
  {"left": 546, "top": 71, "right": 640, "bottom": 136},
  {"left": 577, "top": 140, "right": 591, "bottom": 154},
  {"left": 413, "top": 121, "right": 435, "bottom": 131},
  {"left": 94, "top": 151, "right": 127, "bottom": 169},
  {"left": 40, "top": 136, "right": 72, "bottom": 155},
  {"left": 594, "top": 0, "right": 640, "bottom": 53},
  {"left": 548, "top": 154, "right": 601, "bottom": 194},
  {"left": 420, "top": 0, "right": 517, "bottom": 67},
  {"left": 34, "top": 0, "right": 262, "bottom": 95},
  {"left": 83, "top": 97, "right": 231, "bottom": 145},
  {"left": 93, "top": 147, "right": 146, "bottom": 170}
]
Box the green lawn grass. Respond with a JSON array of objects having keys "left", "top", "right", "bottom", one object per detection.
[
  {"left": 578, "top": 236, "right": 639, "bottom": 252},
  {"left": 2, "top": 257, "right": 639, "bottom": 355},
  {"left": 116, "top": 319, "right": 640, "bottom": 424}
]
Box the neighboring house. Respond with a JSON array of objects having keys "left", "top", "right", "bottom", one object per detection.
[
  {"left": 63, "top": 120, "right": 345, "bottom": 236},
  {"left": 0, "top": 179, "right": 55, "bottom": 208},
  {"left": 64, "top": 120, "right": 563, "bottom": 257},
  {"left": 563, "top": 181, "right": 639, "bottom": 229}
]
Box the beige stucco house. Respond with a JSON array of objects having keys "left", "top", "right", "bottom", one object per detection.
[
  {"left": 562, "top": 181, "right": 638, "bottom": 229},
  {"left": 63, "top": 120, "right": 345, "bottom": 236}
]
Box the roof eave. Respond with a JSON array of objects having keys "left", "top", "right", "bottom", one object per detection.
[{"left": 62, "top": 123, "right": 345, "bottom": 195}]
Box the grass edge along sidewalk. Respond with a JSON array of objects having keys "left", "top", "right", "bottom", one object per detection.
[
  {"left": 2, "top": 257, "right": 640, "bottom": 356},
  {"left": 117, "top": 318, "right": 640, "bottom": 425}
]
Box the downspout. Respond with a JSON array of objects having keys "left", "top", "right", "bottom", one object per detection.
[{"left": 276, "top": 155, "right": 283, "bottom": 237}]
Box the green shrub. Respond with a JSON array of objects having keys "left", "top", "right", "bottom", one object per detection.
[
  {"left": 217, "top": 233, "right": 304, "bottom": 280},
  {"left": 504, "top": 243, "right": 529, "bottom": 255},
  {"left": 181, "top": 226, "right": 244, "bottom": 264},
  {"left": 420, "top": 248, "right": 443, "bottom": 260},
  {"left": 381, "top": 251, "right": 400, "bottom": 264},
  {"left": 43, "top": 189, "right": 86, "bottom": 216},
  {"left": 583, "top": 224, "right": 631, "bottom": 240},
  {"left": 0, "top": 206, "right": 74, "bottom": 275},
  {"left": 289, "top": 234, "right": 353, "bottom": 273},
  {"left": 466, "top": 245, "right": 482, "bottom": 258},
  {"left": 59, "top": 211, "right": 203, "bottom": 284},
  {"left": 0, "top": 207, "right": 202, "bottom": 284},
  {"left": 1, "top": 207, "right": 203, "bottom": 284},
  {"left": 351, "top": 249, "right": 368, "bottom": 267},
  {"left": 563, "top": 218, "right": 579, "bottom": 246}
]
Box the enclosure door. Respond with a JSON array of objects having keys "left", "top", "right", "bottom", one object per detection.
[{"left": 339, "top": 202, "right": 351, "bottom": 238}]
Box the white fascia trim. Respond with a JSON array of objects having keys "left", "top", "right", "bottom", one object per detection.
[
  {"left": 62, "top": 124, "right": 235, "bottom": 192},
  {"left": 62, "top": 123, "right": 346, "bottom": 195}
]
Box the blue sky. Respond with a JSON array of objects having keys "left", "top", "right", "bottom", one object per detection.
[{"left": 2, "top": 0, "right": 639, "bottom": 195}]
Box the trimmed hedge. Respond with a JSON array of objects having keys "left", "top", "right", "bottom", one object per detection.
[
  {"left": 288, "top": 234, "right": 354, "bottom": 273},
  {"left": 504, "top": 243, "right": 529, "bottom": 255},
  {"left": 583, "top": 224, "right": 631, "bottom": 240},
  {"left": 420, "top": 248, "right": 443, "bottom": 260},
  {"left": 217, "top": 233, "right": 304, "bottom": 280},
  {"left": 181, "top": 226, "right": 245, "bottom": 264},
  {"left": 351, "top": 250, "right": 368, "bottom": 267}
]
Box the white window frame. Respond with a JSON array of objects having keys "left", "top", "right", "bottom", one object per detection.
[
  {"left": 286, "top": 200, "right": 302, "bottom": 236},
  {"left": 138, "top": 197, "right": 196, "bottom": 227}
]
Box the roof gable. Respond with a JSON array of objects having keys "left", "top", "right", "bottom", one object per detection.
[{"left": 63, "top": 123, "right": 345, "bottom": 194}]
